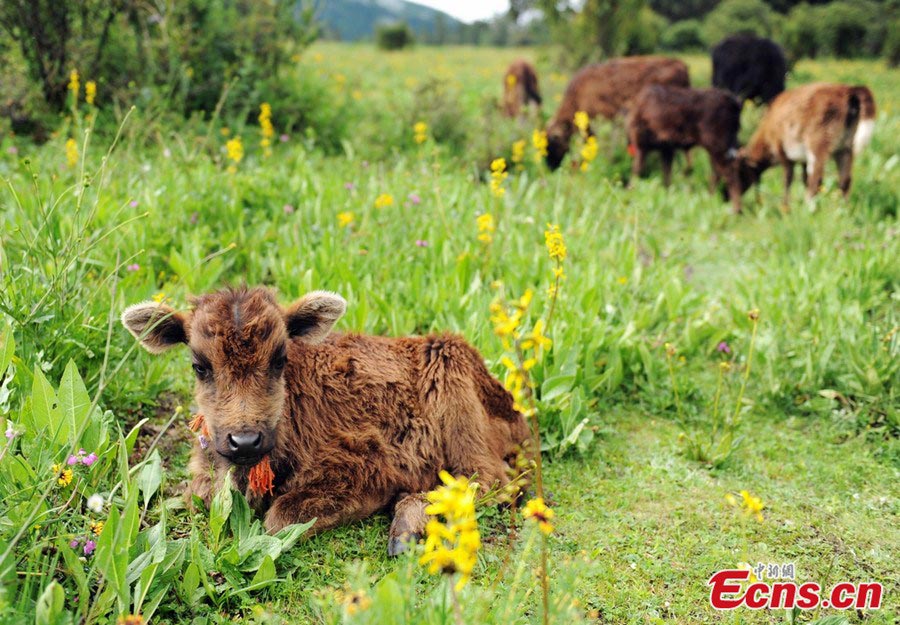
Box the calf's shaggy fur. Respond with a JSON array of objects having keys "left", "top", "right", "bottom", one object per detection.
[
  {"left": 739, "top": 82, "right": 876, "bottom": 205},
  {"left": 122, "top": 287, "right": 529, "bottom": 553},
  {"left": 628, "top": 85, "right": 743, "bottom": 212},
  {"left": 502, "top": 59, "right": 542, "bottom": 118},
  {"left": 544, "top": 56, "right": 690, "bottom": 170}
]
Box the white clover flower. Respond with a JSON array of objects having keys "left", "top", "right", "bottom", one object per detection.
[{"left": 87, "top": 494, "right": 104, "bottom": 514}]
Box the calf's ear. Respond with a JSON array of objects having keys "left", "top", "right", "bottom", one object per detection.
[
  {"left": 284, "top": 291, "right": 346, "bottom": 344},
  {"left": 121, "top": 302, "right": 189, "bottom": 354}
]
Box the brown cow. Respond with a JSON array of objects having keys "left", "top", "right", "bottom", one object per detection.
[
  {"left": 503, "top": 59, "right": 542, "bottom": 118},
  {"left": 545, "top": 56, "right": 690, "bottom": 170},
  {"left": 739, "top": 83, "right": 876, "bottom": 206},
  {"left": 628, "top": 85, "right": 744, "bottom": 212},
  {"left": 122, "top": 287, "right": 529, "bottom": 554}
]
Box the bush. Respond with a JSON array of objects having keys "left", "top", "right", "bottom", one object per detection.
[
  {"left": 885, "top": 19, "right": 900, "bottom": 66},
  {"left": 661, "top": 19, "right": 706, "bottom": 51},
  {"left": 622, "top": 7, "right": 669, "bottom": 55},
  {"left": 817, "top": 1, "right": 882, "bottom": 58},
  {"left": 704, "top": 0, "right": 776, "bottom": 45},
  {"left": 376, "top": 22, "right": 415, "bottom": 50},
  {"left": 783, "top": 3, "right": 821, "bottom": 60}
]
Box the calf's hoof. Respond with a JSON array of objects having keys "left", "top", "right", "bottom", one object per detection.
[{"left": 387, "top": 532, "right": 421, "bottom": 557}]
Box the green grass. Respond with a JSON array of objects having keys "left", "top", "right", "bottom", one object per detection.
[{"left": 0, "top": 44, "right": 897, "bottom": 624}]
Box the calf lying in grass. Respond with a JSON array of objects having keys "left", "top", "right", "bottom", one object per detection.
[
  {"left": 739, "top": 82, "right": 876, "bottom": 206},
  {"left": 627, "top": 84, "right": 743, "bottom": 212},
  {"left": 122, "top": 286, "right": 529, "bottom": 554}
]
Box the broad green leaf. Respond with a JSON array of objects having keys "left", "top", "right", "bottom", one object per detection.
[
  {"left": 237, "top": 534, "right": 282, "bottom": 571},
  {"left": 31, "top": 366, "right": 63, "bottom": 447},
  {"left": 209, "top": 480, "right": 233, "bottom": 548},
  {"left": 274, "top": 519, "right": 316, "bottom": 553},
  {"left": 137, "top": 450, "right": 163, "bottom": 507},
  {"left": 541, "top": 373, "right": 576, "bottom": 403},
  {"left": 181, "top": 563, "right": 201, "bottom": 604},
  {"left": 58, "top": 360, "right": 91, "bottom": 448},
  {"left": 0, "top": 326, "right": 14, "bottom": 377},
  {"left": 35, "top": 580, "right": 66, "bottom": 625},
  {"left": 249, "top": 554, "right": 276, "bottom": 587}
]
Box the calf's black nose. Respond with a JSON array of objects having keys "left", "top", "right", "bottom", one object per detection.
[{"left": 227, "top": 431, "right": 263, "bottom": 454}]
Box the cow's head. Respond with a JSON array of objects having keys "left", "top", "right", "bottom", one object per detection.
[
  {"left": 122, "top": 287, "right": 346, "bottom": 465},
  {"left": 544, "top": 120, "right": 572, "bottom": 171},
  {"left": 735, "top": 148, "right": 765, "bottom": 195}
]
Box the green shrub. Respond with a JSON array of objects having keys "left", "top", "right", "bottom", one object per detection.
[
  {"left": 816, "top": 1, "right": 882, "bottom": 58},
  {"left": 703, "top": 0, "right": 776, "bottom": 45},
  {"left": 622, "top": 7, "right": 669, "bottom": 55},
  {"left": 375, "top": 22, "right": 415, "bottom": 51},
  {"left": 783, "top": 3, "right": 821, "bottom": 60},
  {"left": 661, "top": 19, "right": 706, "bottom": 51},
  {"left": 885, "top": 19, "right": 900, "bottom": 66}
]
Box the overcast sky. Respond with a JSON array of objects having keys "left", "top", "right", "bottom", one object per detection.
[{"left": 411, "top": 0, "right": 511, "bottom": 23}]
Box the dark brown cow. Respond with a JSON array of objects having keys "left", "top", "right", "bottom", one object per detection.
[
  {"left": 545, "top": 56, "right": 690, "bottom": 170},
  {"left": 628, "top": 85, "right": 743, "bottom": 212},
  {"left": 122, "top": 287, "right": 529, "bottom": 554},
  {"left": 503, "top": 59, "right": 542, "bottom": 118},
  {"left": 739, "top": 83, "right": 876, "bottom": 206}
]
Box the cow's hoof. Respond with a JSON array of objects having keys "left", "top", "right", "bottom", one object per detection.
[{"left": 387, "top": 533, "right": 420, "bottom": 557}]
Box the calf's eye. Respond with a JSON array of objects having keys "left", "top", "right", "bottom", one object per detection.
[
  {"left": 192, "top": 362, "right": 211, "bottom": 379},
  {"left": 270, "top": 349, "right": 287, "bottom": 374}
]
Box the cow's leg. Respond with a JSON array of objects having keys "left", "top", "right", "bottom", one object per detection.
[
  {"left": 629, "top": 146, "right": 645, "bottom": 187},
  {"left": 683, "top": 148, "right": 694, "bottom": 175},
  {"left": 388, "top": 492, "right": 428, "bottom": 556},
  {"left": 264, "top": 485, "right": 377, "bottom": 535},
  {"left": 661, "top": 148, "right": 675, "bottom": 187},
  {"left": 782, "top": 160, "right": 794, "bottom": 211},
  {"left": 805, "top": 151, "right": 826, "bottom": 200},
  {"left": 834, "top": 149, "right": 853, "bottom": 196}
]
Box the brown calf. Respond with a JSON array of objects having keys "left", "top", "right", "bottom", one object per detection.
[
  {"left": 502, "top": 59, "right": 542, "bottom": 118},
  {"left": 545, "top": 56, "right": 690, "bottom": 170},
  {"left": 122, "top": 287, "right": 529, "bottom": 554},
  {"left": 628, "top": 85, "right": 743, "bottom": 212},
  {"left": 739, "top": 82, "right": 876, "bottom": 206}
]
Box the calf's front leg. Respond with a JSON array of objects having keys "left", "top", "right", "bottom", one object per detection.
[{"left": 388, "top": 492, "right": 429, "bottom": 556}]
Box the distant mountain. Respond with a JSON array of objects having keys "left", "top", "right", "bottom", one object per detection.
[{"left": 313, "top": 0, "right": 465, "bottom": 41}]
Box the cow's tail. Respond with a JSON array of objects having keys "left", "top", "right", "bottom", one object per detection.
[
  {"left": 525, "top": 70, "right": 542, "bottom": 107},
  {"left": 849, "top": 85, "right": 876, "bottom": 154}
]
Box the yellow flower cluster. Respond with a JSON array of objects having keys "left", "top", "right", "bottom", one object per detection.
[
  {"left": 340, "top": 589, "right": 372, "bottom": 616},
  {"left": 726, "top": 489, "right": 765, "bottom": 522},
  {"left": 65, "top": 138, "right": 79, "bottom": 168},
  {"left": 544, "top": 224, "right": 567, "bottom": 262},
  {"left": 85, "top": 81, "right": 97, "bottom": 106},
  {"left": 413, "top": 121, "right": 428, "bottom": 144},
  {"left": 374, "top": 193, "right": 394, "bottom": 209},
  {"left": 523, "top": 497, "right": 555, "bottom": 534},
  {"left": 573, "top": 110, "right": 590, "bottom": 136},
  {"left": 90, "top": 520, "right": 105, "bottom": 536},
  {"left": 506, "top": 73, "right": 517, "bottom": 87},
  {"left": 532, "top": 129, "right": 548, "bottom": 163},
  {"left": 511, "top": 139, "right": 526, "bottom": 169},
  {"left": 476, "top": 213, "right": 495, "bottom": 244},
  {"left": 68, "top": 70, "right": 80, "bottom": 104},
  {"left": 489, "top": 157, "right": 507, "bottom": 197},
  {"left": 337, "top": 211, "right": 354, "bottom": 228},
  {"left": 52, "top": 463, "right": 73, "bottom": 487},
  {"left": 225, "top": 137, "right": 244, "bottom": 173},
  {"left": 420, "top": 471, "right": 481, "bottom": 591},
  {"left": 579, "top": 136, "right": 598, "bottom": 171},
  {"left": 259, "top": 103, "right": 274, "bottom": 156}
]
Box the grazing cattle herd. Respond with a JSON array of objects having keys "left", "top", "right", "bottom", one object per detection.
[{"left": 506, "top": 33, "right": 877, "bottom": 211}]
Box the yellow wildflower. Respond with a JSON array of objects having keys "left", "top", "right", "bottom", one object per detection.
[
  {"left": 664, "top": 343, "right": 676, "bottom": 357},
  {"left": 220, "top": 127, "right": 231, "bottom": 137},
  {"left": 413, "top": 121, "right": 428, "bottom": 144},
  {"left": 68, "top": 70, "right": 80, "bottom": 103},
  {"left": 738, "top": 562, "right": 758, "bottom": 583},
  {"left": 258, "top": 103, "right": 274, "bottom": 155},
  {"left": 532, "top": 129, "right": 548, "bottom": 162},
  {"left": 90, "top": 520, "right": 105, "bottom": 536},
  {"left": 489, "top": 157, "right": 508, "bottom": 197},
  {"left": 573, "top": 110, "right": 590, "bottom": 136},
  {"left": 544, "top": 224, "right": 567, "bottom": 262},
  {"left": 748, "top": 309, "right": 760, "bottom": 321},
  {"left": 337, "top": 211, "right": 354, "bottom": 228},
  {"left": 740, "top": 490, "right": 765, "bottom": 522},
  {"left": 511, "top": 139, "right": 526, "bottom": 167},
  {"left": 476, "top": 213, "right": 495, "bottom": 244},
  {"left": 521, "top": 318, "right": 552, "bottom": 353},
  {"left": 65, "top": 138, "right": 79, "bottom": 168},
  {"left": 225, "top": 137, "right": 244, "bottom": 172},
  {"left": 523, "top": 497, "right": 555, "bottom": 534},
  {"left": 342, "top": 589, "right": 371, "bottom": 616},
  {"left": 506, "top": 73, "right": 517, "bottom": 87},
  {"left": 579, "top": 135, "right": 598, "bottom": 171},
  {"left": 374, "top": 193, "right": 394, "bottom": 209},
  {"left": 52, "top": 463, "right": 73, "bottom": 487},
  {"left": 152, "top": 292, "right": 166, "bottom": 303},
  {"left": 85, "top": 81, "right": 97, "bottom": 106},
  {"left": 420, "top": 472, "right": 481, "bottom": 590}
]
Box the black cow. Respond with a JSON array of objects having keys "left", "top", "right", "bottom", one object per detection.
[{"left": 712, "top": 34, "right": 787, "bottom": 106}]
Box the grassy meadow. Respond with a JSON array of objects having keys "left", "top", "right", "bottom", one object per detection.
[{"left": 0, "top": 42, "right": 898, "bottom": 624}]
